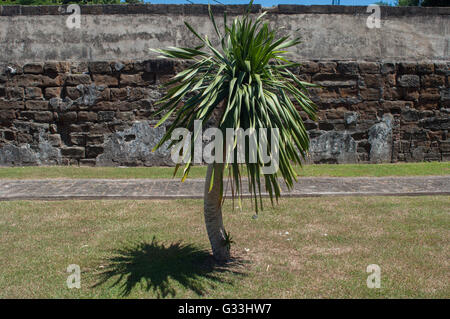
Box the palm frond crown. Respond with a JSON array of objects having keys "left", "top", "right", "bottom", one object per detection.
[{"left": 152, "top": 3, "right": 318, "bottom": 212}]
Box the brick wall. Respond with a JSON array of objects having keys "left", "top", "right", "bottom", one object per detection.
[{"left": 0, "top": 59, "right": 449, "bottom": 166}]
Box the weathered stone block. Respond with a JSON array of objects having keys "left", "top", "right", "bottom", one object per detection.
[
  {"left": 337, "top": 61, "right": 359, "bottom": 75},
  {"left": 421, "top": 74, "right": 445, "bottom": 88},
  {"left": 65, "top": 87, "right": 83, "bottom": 100},
  {"left": 96, "top": 121, "right": 173, "bottom": 166},
  {"left": 48, "top": 134, "right": 62, "bottom": 147},
  {"left": 299, "top": 61, "right": 319, "bottom": 74},
  {"left": 127, "top": 87, "right": 149, "bottom": 101},
  {"left": 93, "top": 74, "right": 118, "bottom": 87},
  {"left": 6, "top": 87, "right": 24, "bottom": 100},
  {"left": 344, "top": 112, "right": 359, "bottom": 125},
  {"left": 419, "top": 88, "right": 441, "bottom": 102},
  {"left": 71, "top": 84, "right": 109, "bottom": 106},
  {"left": 20, "top": 111, "right": 53, "bottom": 122},
  {"left": 144, "top": 59, "right": 175, "bottom": 74},
  {"left": 0, "top": 100, "right": 24, "bottom": 110},
  {"left": 89, "top": 123, "right": 111, "bottom": 134},
  {"left": 25, "top": 87, "right": 43, "bottom": 100},
  {"left": 61, "top": 146, "right": 85, "bottom": 158},
  {"left": 325, "top": 108, "right": 346, "bottom": 120},
  {"left": 115, "top": 112, "right": 136, "bottom": 122},
  {"left": 44, "top": 87, "right": 61, "bottom": 99},
  {"left": 25, "top": 100, "right": 49, "bottom": 110},
  {"left": 338, "top": 87, "right": 358, "bottom": 98},
  {"left": 417, "top": 63, "right": 434, "bottom": 74},
  {"left": 133, "top": 61, "right": 145, "bottom": 72},
  {"left": 70, "top": 62, "right": 89, "bottom": 74},
  {"left": 88, "top": 62, "right": 112, "bottom": 74},
  {"left": 98, "top": 111, "right": 116, "bottom": 122},
  {"left": 362, "top": 74, "right": 382, "bottom": 88},
  {"left": 420, "top": 117, "right": 444, "bottom": 130},
  {"left": 297, "top": 74, "right": 311, "bottom": 82},
  {"left": 112, "top": 62, "right": 127, "bottom": 72},
  {"left": 434, "top": 62, "right": 450, "bottom": 75},
  {"left": 439, "top": 140, "right": 450, "bottom": 152},
  {"left": 70, "top": 133, "right": 87, "bottom": 146},
  {"left": 368, "top": 114, "right": 393, "bottom": 163},
  {"left": 12, "top": 74, "right": 62, "bottom": 87},
  {"left": 351, "top": 131, "right": 367, "bottom": 140},
  {"left": 77, "top": 111, "right": 98, "bottom": 122},
  {"left": 49, "top": 97, "right": 74, "bottom": 112},
  {"left": 303, "top": 120, "right": 317, "bottom": 130},
  {"left": 92, "top": 101, "right": 118, "bottom": 111},
  {"left": 384, "top": 74, "right": 396, "bottom": 87},
  {"left": 381, "top": 62, "right": 396, "bottom": 74},
  {"left": 401, "top": 109, "right": 419, "bottom": 122},
  {"left": 313, "top": 75, "right": 357, "bottom": 87},
  {"left": 23, "top": 63, "right": 44, "bottom": 74},
  {"left": 318, "top": 62, "right": 337, "bottom": 73},
  {"left": 0, "top": 110, "right": 16, "bottom": 124},
  {"left": 120, "top": 73, "right": 155, "bottom": 86},
  {"left": 118, "top": 101, "right": 135, "bottom": 112},
  {"left": 2, "top": 129, "right": 16, "bottom": 141},
  {"left": 87, "top": 135, "right": 104, "bottom": 145},
  {"left": 59, "top": 112, "right": 77, "bottom": 122},
  {"left": 403, "top": 128, "right": 428, "bottom": 141},
  {"left": 44, "top": 62, "right": 70, "bottom": 74},
  {"left": 358, "top": 62, "right": 380, "bottom": 74},
  {"left": 110, "top": 88, "right": 128, "bottom": 101},
  {"left": 35, "top": 111, "right": 54, "bottom": 122},
  {"left": 86, "top": 145, "right": 104, "bottom": 158},
  {"left": 360, "top": 88, "right": 381, "bottom": 101},
  {"left": 398, "top": 75, "right": 420, "bottom": 88},
  {"left": 401, "top": 88, "right": 420, "bottom": 101},
  {"left": 318, "top": 122, "right": 334, "bottom": 130},
  {"left": 357, "top": 140, "right": 371, "bottom": 154},
  {"left": 441, "top": 88, "right": 450, "bottom": 106},
  {"left": 383, "top": 87, "right": 401, "bottom": 100},
  {"left": 398, "top": 62, "right": 417, "bottom": 74},
  {"left": 65, "top": 74, "right": 91, "bottom": 86},
  {"left": 309, "top": 131, "right": 358, "bottom": 164},
  {"left": 17, "top": 132, "right": 33, "bottom": 144}
]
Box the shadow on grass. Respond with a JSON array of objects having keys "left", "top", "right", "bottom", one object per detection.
[{"left": 92, "top": 237, "right": 246, "bottom": 298}]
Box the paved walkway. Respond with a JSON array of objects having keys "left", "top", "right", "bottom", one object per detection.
[{"left": 0, "top": 176, "right": 448, "bottom": 201}]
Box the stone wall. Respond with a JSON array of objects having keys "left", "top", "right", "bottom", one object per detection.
[
  {"left": 0, "top": 59, "right": 448, "bottom": 166},
  {"left": 0, "top": 4, "right": 449, "bottom": 166},
  {"left": 0, "top": 4, "right": 449, "bottom": 62}
]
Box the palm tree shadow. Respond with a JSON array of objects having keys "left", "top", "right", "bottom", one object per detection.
[{"left": 92, "top": 237, "right": 246, "bottom": 298}]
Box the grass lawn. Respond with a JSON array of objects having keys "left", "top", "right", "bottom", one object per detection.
[
  {"left": 0, "top": 162, "right": 448, "bottom": 179},
  {"left": 0, "top": 196, "right": 448, "bottom": 298}
]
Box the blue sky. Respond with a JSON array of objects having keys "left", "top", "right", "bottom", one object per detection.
[{"left": 145, "top": 1, "right": 395, "bottom": 6}]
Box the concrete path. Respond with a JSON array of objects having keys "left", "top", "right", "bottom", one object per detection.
[{"left": 0, "top": 176, "right": 449, "bottom": 201}]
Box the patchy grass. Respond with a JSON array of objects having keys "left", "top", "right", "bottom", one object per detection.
[
  {"left": 0, "top": 196, "right": 448, "bottom": 298},
  {"left": 0, "top": 162, "right": 448, "bottom": 180}
]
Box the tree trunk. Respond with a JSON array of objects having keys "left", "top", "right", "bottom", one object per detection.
[{"left": 204, "top": 162, "right": 230, "bottom": 261}]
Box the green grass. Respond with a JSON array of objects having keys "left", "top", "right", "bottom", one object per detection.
[
  {"left": 0, "top": 162, "right": 448, "bottom": 180},
  {"left": 0, "top": 196, "right": 448, "bottom": 298}
]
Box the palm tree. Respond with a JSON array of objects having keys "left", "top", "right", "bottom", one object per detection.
[{"left": 152, "top": 2, "right": 318, "bottom": 261}]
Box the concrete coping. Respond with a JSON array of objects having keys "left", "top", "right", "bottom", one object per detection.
[{"left": 0, "top": 4, "right": 449, "bottom": 17}]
